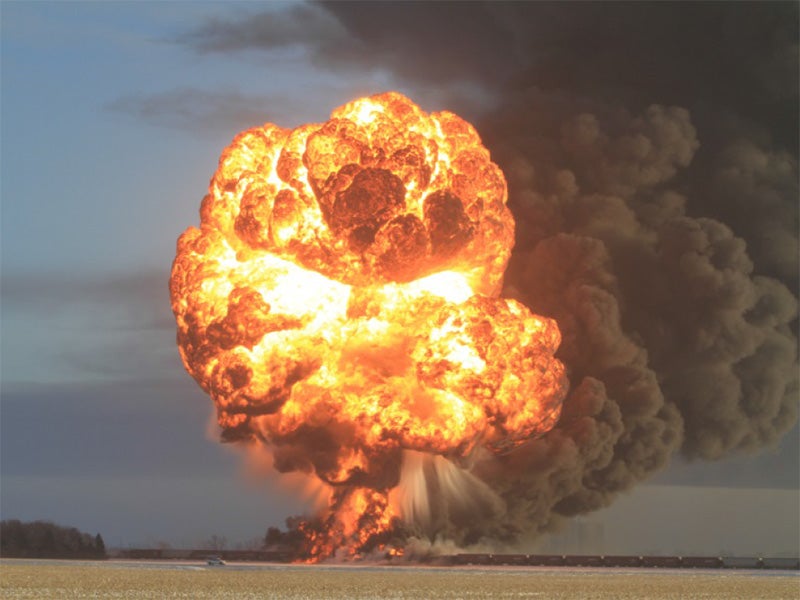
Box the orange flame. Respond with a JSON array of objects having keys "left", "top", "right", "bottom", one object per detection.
[{"left": 170, "top": 92, "right": 567, "bottom": 559}]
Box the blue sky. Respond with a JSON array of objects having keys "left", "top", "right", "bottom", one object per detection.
[
  {"left": 0, "top": 1, "right": 457, "bottom": 548},
  {"left": 1, "top": 2, "right": 797, "bottom": 554}
]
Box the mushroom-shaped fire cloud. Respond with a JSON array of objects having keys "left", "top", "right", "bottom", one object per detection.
[{"left": 170, "top": 92, "right": 568, "bottom": 559}]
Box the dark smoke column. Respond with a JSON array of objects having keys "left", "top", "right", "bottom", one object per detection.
[{"left": 460, "top": 91, "right": 798, "bottom": 543}]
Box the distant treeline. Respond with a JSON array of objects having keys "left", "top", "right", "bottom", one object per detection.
[{"left": 0, "top": 520, "right": 106, "bottom": 559}]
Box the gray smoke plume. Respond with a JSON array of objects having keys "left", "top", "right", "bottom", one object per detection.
[{"left": 177, "top": 2, "right": 798, "bottom": 551}]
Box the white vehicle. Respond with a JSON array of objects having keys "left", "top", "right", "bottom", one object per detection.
[{"left": 206, "top": 556, "right": 226, "bottom": 566}]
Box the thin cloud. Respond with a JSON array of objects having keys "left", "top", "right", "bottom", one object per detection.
[
  {"left": 173, "top": 2, "right": 521, "bottom": 87},
  {"left": 174, "top": 3, "right": 347, "bottom": 55},
  {"left": 0, "top": 379, "right": 212, "bottom": 478},
  {"left": 106, "top": 88, "right": 300, "bottom": 134},
  {"left": 2, "top": 270, "right": 180, "bottom": 384},
  {"left": 2, "top": 270, "right": 171, "bottom": 330}
]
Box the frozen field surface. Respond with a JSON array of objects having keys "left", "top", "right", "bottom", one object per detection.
[{"left": 1, "top": 559, "right": 797, "bottom": 599}]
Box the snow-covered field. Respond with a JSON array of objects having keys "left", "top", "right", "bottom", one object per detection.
[{"left": 1, "top": 559, "right": 797, "bottom": 599}]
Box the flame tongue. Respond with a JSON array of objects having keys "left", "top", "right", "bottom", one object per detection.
[
  {"left": 170, "top": 92, "right": 568, "bottom": 560},
  {"left": 299, "top": 487, "right": 400, "bottom": 562}
]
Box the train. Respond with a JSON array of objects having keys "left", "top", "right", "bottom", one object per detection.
[
  {"left": 115, "top": 548, "right": 798, "bottom": 569},
  {"left": 450, "top": 553, "right": 799, "bottom": 569}
]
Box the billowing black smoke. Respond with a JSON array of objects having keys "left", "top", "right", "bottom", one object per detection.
[
  {"left": 470, "top": 91, "right": 797, "bottom": 544},
  {"left": 178, "top": 1, "right": 798, "bottom": 551}
]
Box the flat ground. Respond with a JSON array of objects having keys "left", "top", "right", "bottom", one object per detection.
[{"left": 1, "top": 559, "right": 798, "bottom": 599}]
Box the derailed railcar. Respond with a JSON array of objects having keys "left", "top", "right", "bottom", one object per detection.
[
  {"left": 452, "top": 553, "right": 493, "bottom": 565},
  {"left": 120, "top": 548, "right": 164, "bottom": 560},
  {"left": 681, "top": 556, "right": 723, "bottom": 569},
  {"left": 563, "top": 555, "right": 604, "bottom": 567},
  {"left": 721, "top": 556, "right": 761, "bottom": 569},
  {"left": 641, "top": 555, "right": 682, "bottom": 568},
  {"left": 526, "top": 554, "right": 566, "bottom": 566},
  {"left": 602, "top": 555, "right": 643, "bottom": 567},
  {"left": 761, "top": 557, "right": 800, "bottom": 570},
  {"left": 489, "top": 554, "right": 530, "bottom": 566}
]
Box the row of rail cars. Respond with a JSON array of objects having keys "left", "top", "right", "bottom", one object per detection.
[
  {"left": 117, "top": 548, "right": 798, "bottom": 569},
  {"left": 451, "top": 553, "right": 799, "bottom": 569}
]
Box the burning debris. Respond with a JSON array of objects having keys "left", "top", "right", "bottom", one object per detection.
[{"left": 170, "top": 92, "right": 568, "bottom": 560}]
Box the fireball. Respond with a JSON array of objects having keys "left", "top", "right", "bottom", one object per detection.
[{"left": 170, "top": 92, "right": 567, "bottom": 559}]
